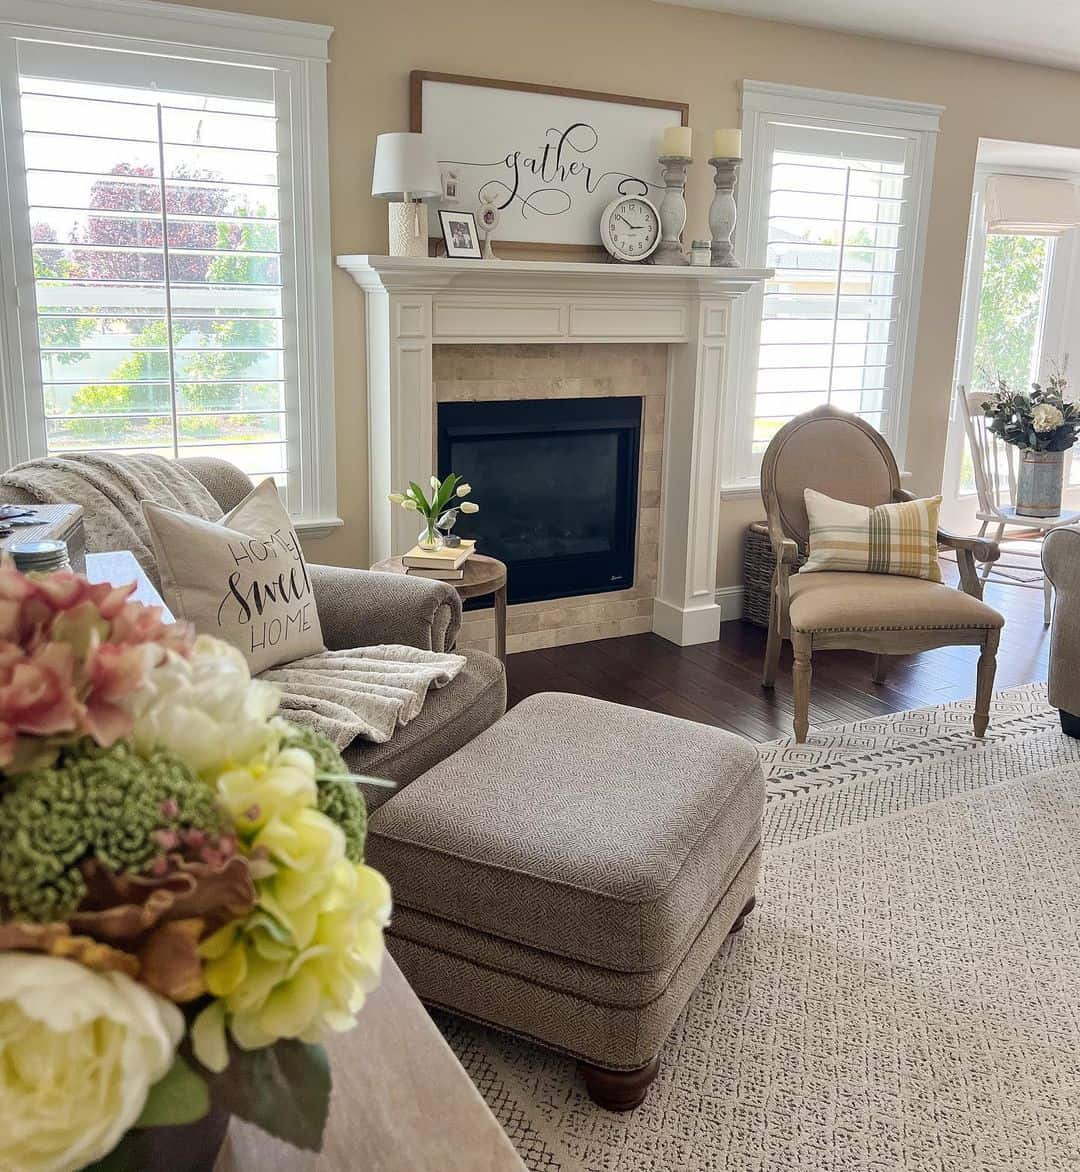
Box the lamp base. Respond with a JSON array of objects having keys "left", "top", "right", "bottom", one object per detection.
[{"left": 388, "top": 202, "right": 429, "bottom": 258}]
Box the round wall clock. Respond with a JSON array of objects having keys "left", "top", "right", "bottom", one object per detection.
[{"left": 599, "top": 195, "right": 662, "bottom": 263}]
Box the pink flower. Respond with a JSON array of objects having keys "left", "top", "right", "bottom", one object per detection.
[
  {"left": 82, "top": 642, "right": 159, "bottom": 745},
  {"left": 0, "top": 642, "right": 79, "bottom": 737}
]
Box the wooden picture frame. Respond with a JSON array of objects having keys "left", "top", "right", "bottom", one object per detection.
[{"left": 411, "top": 71, "right": 689, "bottom": 257}]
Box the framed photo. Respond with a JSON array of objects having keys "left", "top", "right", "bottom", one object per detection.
[
  {"left": 412, "top": 72, "right": 688, "bottom": 252},
  {"left": 439, "top": 209, "right": 482, "bottom": 258}
]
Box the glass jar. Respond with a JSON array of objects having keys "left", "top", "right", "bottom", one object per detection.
[{"left": 690, "top": 240, "right": 711, "bottom": 267}]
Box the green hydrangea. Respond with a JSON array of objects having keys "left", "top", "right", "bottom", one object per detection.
[
  {"left": 282, "top": 724, "right": 367, "bottom": 863},
  {"left": 0, "top": 741, "right": 225, "bottom": 923},
  {"left": 282, "top": 723, "right": 348, "bottom": 776}
]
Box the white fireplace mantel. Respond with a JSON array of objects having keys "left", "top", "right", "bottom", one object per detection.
[{"left": 337, "top": 254, "right": 771, "bottom": 646}]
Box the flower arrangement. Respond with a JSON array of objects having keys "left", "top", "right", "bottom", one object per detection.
[
  {"left": 980, "top": 369, "right": 1080, "bottom": 452},
  {"left": 389, "top": 474, "right": 478, "bottom": 549},
  {"left": 0, "top": 562, "right": 390, "bottom": 1171}
]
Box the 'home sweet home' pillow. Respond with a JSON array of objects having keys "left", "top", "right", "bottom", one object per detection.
[
  {"left": 802, "top": 488, "right": 943, "bottom": 583},
  {"left": 143, "top": 478, "right": 324, "bottom": 673}
]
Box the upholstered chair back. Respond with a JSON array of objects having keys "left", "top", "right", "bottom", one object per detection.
[{"left": 761, "top": 405, "right": 902, "bottom": 552}]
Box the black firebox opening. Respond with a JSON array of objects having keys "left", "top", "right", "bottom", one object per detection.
[{"left": 438, "top": 396, "right": 642, "bottom": 606}]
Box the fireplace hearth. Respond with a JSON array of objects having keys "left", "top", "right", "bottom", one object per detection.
[{"left": 438, "top": 397, "right": 642, "bottom": 605}]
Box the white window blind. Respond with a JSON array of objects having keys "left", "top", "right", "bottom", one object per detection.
[
  {"left": 755, "top": 127, "right": 907, "bottom": 453},
  {"left": 0, "top": 6, "right": 334, "bottom": 530},
  {"left": 732, "top": 84, "right": 941, "bottom": 485},
  {"left": 20, "top": 42, "right": 292, "bottom": 496}
]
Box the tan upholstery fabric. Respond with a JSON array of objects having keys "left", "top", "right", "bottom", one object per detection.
[
  {"left": 1043, "top": 525, "right": 1080, "bottom": 717},
  {"left": 367, "top": 692, "right": 765, "bottom": 971},
  {"left": 344, "top": 648, "right": 506, "bottom": 803},
  {"left": 788, "top": 571, "right": 1005, "bottom": 634},
  {"left": 368, "top": 692, "right": 764, "bottom": 1070},
  {"left": 393, "top": 849, "right": 761, "bottom": 1072},
  {"left": 768, "top": 413, "right": 896, "bottom": 549}
]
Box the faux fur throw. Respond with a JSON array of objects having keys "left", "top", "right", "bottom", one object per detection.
[
  {"left": 0, "top": 453, "right": 222, "bottom": 589},
  {"left": 260, "top": 645, "right": 467, "bottom": 747}
]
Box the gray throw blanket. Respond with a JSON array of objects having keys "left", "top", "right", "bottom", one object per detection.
[
  {"left": 260, "top": 646, "right": 467, "bottom": 748},
  {"left": 0, "top": 452, "right": 222, "bottom": 590}
]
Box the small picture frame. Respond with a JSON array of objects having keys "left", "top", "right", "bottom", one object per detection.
[{"left": 439, "top": 209, "right": 482, "bottom": 259}]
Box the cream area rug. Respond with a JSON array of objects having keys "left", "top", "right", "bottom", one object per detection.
[{"left": 437, "top": 684, "right": 1080, "bottom": 1171}]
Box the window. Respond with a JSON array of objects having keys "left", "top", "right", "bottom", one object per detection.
[
  {"left": 727, "top": 83, "right": 941, "bottom": 486},
  {"left": 0, "top": 2, "right": 337, "bottom": 532}
]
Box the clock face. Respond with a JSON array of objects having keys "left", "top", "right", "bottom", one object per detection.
[{"left": 601, "top": 197, "right": 661, "bottom": 262}]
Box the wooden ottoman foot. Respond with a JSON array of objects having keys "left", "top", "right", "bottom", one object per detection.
[
  {"left": 728, "top": 895, "right": 757, "bottom": 936},
  {"left": 581, "top": 1055, "right": 660, "bottom": 1112}
]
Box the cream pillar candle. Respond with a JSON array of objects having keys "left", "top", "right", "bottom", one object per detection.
[
  {"left": 662, "top": 125, "right": 693, "bottom": 158},
  {"left": 712, "top": 128, "right": 742, "bottom": 159}
]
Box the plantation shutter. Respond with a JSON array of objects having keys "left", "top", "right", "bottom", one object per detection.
[
  {"left": 752, "top": 123, "right": 914, "bottom": 455},
  {"left": 16, "top": 39, "right": 295, "bottom": 501}
]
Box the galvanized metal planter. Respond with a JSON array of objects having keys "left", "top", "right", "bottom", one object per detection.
[{"left": 1016, "top": 448, "right": 1066, "bottom": 518}]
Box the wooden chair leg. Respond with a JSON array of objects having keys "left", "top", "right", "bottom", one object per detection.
[
  {"left": 974, "top": 628, "right": 1000, "bottom": 737},
  {"left": 792, "top": 633, "right": 812, "bottom": 743},
  {"left": 762, "top": 613, "right": 782, "bottom": 687},
  {"left": 872, "top": 653, "right": 890, "bottom": 685}
]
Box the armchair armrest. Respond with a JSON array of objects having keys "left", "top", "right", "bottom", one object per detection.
[
  {"left": 894, "top": 488, "right": 1000, "bottom": 599},
  {"left": 936, "top": 528, "right": 1000, "bottom": 563},
  {"left": 308, "top": 564, "right": 462, "bottom": 653}
]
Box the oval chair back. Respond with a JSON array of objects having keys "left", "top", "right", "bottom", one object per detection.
[{"left": 760, "top": 404, "right": 902, "bottom": 554}]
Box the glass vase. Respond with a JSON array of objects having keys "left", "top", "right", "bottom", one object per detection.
[{"left": 417, "top": 519, "right": 443, "bottom": 550}]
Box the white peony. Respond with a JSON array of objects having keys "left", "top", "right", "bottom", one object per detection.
[
  {"left": 0, "top": 955, "right": 183, "bottom": 1172},
  {"left": 1032, "top": 403, "right": 1065, "bottom": 433},
  {"left": 131, "top": 635, "right": 281, "bottom": 779}
]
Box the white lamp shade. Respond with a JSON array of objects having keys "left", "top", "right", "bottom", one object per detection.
[{"left": 371, "top": 132, "right": 442, "bottom": 201}]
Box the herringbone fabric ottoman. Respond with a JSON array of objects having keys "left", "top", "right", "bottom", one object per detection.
[{"left": 365, "top": 691, "right": 764, "bottom": 1110}]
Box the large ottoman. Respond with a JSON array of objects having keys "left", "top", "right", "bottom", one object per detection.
[{"left": 365, "top": 691, "right": 764, "bottom": 1110}]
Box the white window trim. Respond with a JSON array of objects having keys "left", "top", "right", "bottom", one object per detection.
[
  {"left": 720, "top": 80, "right": 942, "bottom": 498},
  {"left": 0, "top": 0, "right": 340, "bottom": 536},
  {"left": 944, "top": 162, "right": 1078, "bottom": 505}
]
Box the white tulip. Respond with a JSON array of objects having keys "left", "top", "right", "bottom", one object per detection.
[
  {"left": 460, "top": 501, "right": 479, "bottom": 514},
  {"left": 402, "top": 498, "right": 419, "bottom": 512},
  {"left": 430, "top": 475, "right": 440, "bottom": 490},
  {"left": 456, "top": 483, "right": 472, "bottom": 497},
  {"left": 387, "top": 492, "right": 405, "bottom": 504}
]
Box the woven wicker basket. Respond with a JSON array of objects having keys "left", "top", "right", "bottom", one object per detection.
[{"left": 742, "top": 522, "right": 806, "bottom": 627}]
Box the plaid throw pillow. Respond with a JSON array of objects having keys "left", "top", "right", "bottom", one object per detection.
[{"left": 802, "top": 489, "right": 943, "bottom": 582}]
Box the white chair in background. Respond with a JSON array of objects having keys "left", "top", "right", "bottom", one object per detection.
[{"left": 959, "top": 385, "right": 1080, "bottom": 624}]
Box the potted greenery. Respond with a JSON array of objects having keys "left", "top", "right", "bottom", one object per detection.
[{"left": 981, "top": 369, "right": 1080, "bottom": 517}]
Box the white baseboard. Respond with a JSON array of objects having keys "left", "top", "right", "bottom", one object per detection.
[
  {"left": 652, "top": 597, "right": 724, "bottom": 646},
  {"left": 715, "top": 585, "right": 745, "bottom": 622}
]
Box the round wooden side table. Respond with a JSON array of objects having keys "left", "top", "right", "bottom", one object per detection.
[{"left": 371, "top": 553, "right": 508, "bottom": 663}]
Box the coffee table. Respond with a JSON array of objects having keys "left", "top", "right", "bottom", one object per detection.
[{"left": 371, "top": 553, "right": 508, "bottom": 663}]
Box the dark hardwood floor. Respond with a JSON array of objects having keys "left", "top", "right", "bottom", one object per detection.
[{"left": 505, "top": 571, "right": 1051, "bottom": 742}]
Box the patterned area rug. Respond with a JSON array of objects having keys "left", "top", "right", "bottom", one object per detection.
[{"left": 437, "top": 684, "right": 1080, "bottom": 1171}]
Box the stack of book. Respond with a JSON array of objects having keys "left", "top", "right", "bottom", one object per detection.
[{"left": 402, "top": 539, "right": 476, "bottom": 580}]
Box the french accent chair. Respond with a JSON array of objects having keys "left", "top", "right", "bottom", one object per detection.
[{"left": 760, "top": 405, "right": 1005, "bottom": 742}]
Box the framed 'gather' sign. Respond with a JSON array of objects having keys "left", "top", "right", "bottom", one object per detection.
[{"left": 410, "top": 71, "right": 688, "bottom": 252}]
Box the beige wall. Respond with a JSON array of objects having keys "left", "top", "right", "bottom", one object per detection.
[{"left": 173, "top": 0, "right": 1080, "bottom": 585}]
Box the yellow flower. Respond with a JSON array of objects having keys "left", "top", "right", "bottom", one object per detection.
[
  {"left": 0, "top": 954, "right": 182, "bottom": 1172},
  {"left": 191, "top": 743, "right": 391, "bottom": 1072}
]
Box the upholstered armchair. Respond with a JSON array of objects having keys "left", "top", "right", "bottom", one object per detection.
[
  {"left": 760, "top": 406, "right": 1004, "bottom": 742},
  {"left": 1042, "top": 525, "right": 1080, "bottom": 737}
]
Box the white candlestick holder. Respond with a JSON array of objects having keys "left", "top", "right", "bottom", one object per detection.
[
  {"left": 708, "top": 157, "right": 741, "bottom": 267},
  {"left": 654, "top": 155, "right": 691, "bottom": 266}
]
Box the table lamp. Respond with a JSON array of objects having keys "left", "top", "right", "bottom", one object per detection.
[{"left": 371, "top": 132, "right": 442, "bottom": 257}]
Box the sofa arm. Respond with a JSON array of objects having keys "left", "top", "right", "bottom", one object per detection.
[
  {"left": 309, "top": 564, "right": 462, "bottom": 652},
  {"left": 1042, "top": 526, "right": 1080, "bottom": 721}
]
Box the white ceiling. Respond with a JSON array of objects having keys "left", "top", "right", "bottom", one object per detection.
[{"left": 653, "top": 0, "right": 1080, "bottom": 73}]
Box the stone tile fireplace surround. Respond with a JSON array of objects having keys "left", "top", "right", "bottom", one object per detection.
[{"left": 337, "top": 256, "right": 770, "bottom": 648}]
